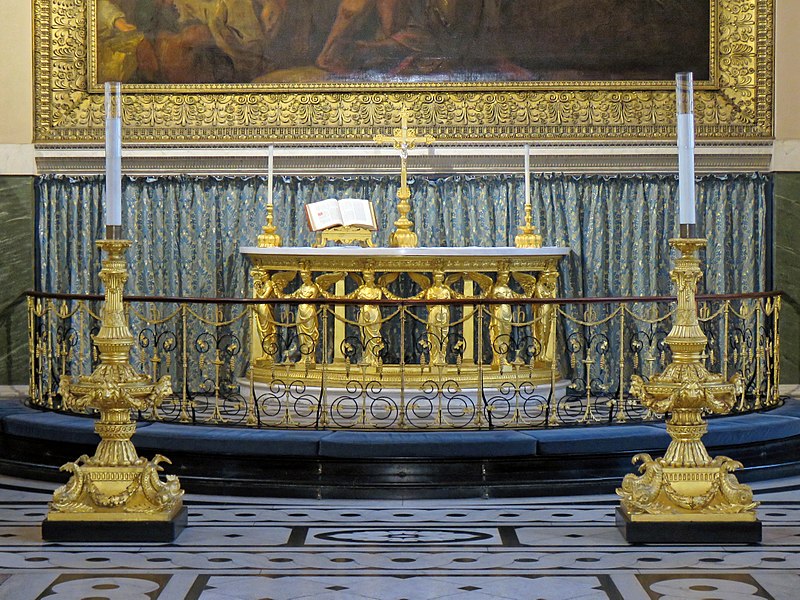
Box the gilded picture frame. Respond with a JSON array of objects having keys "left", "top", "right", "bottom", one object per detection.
[{"left": 34, "top": 0, "right": 773, "bottom": 143}]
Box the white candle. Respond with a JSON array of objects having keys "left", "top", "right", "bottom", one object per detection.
[
  {"left": 104, "top": 81, "right": 122, "bottom": 227},
  {"left": 676, "top": 72, "right": 696, "bottom": 226},
  {"left": 267, "top": 144, "right": 275, "bottom": 205},
  {"left": 524, "top": 143, "right": 531, "bottom": 206}
]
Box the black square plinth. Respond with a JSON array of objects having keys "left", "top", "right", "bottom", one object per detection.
[
  {"left": 616, "top": 507, "right": 761, "bottom": 545},
  {"left": 42, "top": 507, "right": 188, "bottom": 543}
]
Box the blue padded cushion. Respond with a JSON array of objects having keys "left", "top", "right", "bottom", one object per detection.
[
  {"left": 521, "top": 425, "right": 671, "bottom": 456},
  {"left": 318, "top": 430, "right": 537, "bottom": 459},
  {"left": 651, "top": 413, "right": 800, "bottom": 448},
  {"left": 767, "top": 400, "right": 800, "bottom": 419},
  {"left": 0, "top": 399, "right": 35, "bottom": 421},
  {"left": 2, "top": 411, "right": 109, "bottom": 445},
  {"left": 132, "top": 422, "right": 328, "bottom": 457}
]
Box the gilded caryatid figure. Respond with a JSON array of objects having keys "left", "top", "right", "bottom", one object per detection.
[
  {"left": 489, "top": 270, "right": 516, "bottom": 368},
  {"left": 407, "top": 270, "right": 462, "bottom": 367},
  {"left": 426, "top": 270, "right": 453, "bottom": 367},
  {"left": 470, "top": 269, "right": 517, "bottom": 369},
  {"left": 294, "top": 269, "right": 320, "bottom": 363},
  {"left": 291, "top": 267, "right": 345, "bottom": 365},
  {"left": 243, "top": 247, "right": 570, "bottom": 390},
  {"left": 534, "top": 269, "right": 559, "bottom": 364},
  {"left": 252, "top": 268, "right": 294, "bottom": 365},
  {"left": 352, "top": 269, "right": 384, "bottom": 368}
]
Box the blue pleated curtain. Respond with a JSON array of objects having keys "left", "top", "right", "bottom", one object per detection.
[{"left": 36, "top": 173, "right": 769, "bottom": 299}]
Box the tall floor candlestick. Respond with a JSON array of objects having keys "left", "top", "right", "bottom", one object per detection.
[
  {"left": 45, "top": 239, "right": 186, "bottom": 542},
  {"left": 104, "top": 82, "right": 122, "bottom": 232},
  {"left": 617, "top": 238, "right": 759, "bottom": 544},
  {"left": 676, "top": 72, "right": 696, "bottom": 238}
]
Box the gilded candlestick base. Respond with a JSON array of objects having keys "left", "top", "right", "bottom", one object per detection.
[
  {"left": 617, "top": 454, "right": 757, "bottom": 520},
  {"left": 514, "top": 203, "right": 542, "bottom": 249},
  {"left": 390, "top": 187, "right": 418, "bottom": 248},
  {"left": 617, "top": 238, "right": 759, "bottom": 541},
  {"left": 47, "top": 455, "right": 184, "bottom": 520},
  {"left": 45, "top": 239, "right": 184, "bottom": 539},
  {"left": 257, "top": 204, "right": 282, "bottom": 248}
]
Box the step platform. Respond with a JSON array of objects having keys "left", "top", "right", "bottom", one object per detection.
[{"left": 1, "top": 398, "right": 799, "bottom": 499}]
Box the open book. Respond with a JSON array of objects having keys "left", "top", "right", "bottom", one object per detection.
[{"left": 305, "top": 198, "right": 378, "bottom": 232}]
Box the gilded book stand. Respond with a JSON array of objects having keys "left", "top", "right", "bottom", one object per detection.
[{"left": 314, "top": 225, "right": 375, "bottom": 248}]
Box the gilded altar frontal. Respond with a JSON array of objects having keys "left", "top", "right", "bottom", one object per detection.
[{"left": 34, "top": 0, "right": 773, "bottom": 142}]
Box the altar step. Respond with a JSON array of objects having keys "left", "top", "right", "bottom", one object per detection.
[{"left": 1, "top": 397, "right": 799, "bottom": 499}]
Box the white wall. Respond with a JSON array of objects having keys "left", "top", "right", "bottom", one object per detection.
[
  {"left": 772, "top": 0, "right": 800, "bottom": 169},
  {"left": 0, "top": 0, "right": 34, "bottom": 172}
]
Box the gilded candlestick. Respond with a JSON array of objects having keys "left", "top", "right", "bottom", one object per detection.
[
  {"left": 258, "top": 203, "right": 282, "bottom": 248},
  {"left": 44, "top": 239, "right": 185, "bottom": 540},
  {"left": 617, "top": 238, "right": 759, "bottom": 543}
]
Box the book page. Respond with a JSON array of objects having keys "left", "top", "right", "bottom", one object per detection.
[
  {"left": 338, "top": 198, "right": 377, "bottom": 230},
  {"left": 306, "top": 198, "right": 343, "bottom": 231}
]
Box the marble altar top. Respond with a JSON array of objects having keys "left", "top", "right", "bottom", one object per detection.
[{"left": 241, "top": 246, "right": 570, "bottom": 258}]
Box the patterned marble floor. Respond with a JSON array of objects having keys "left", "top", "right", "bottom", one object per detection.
[{"left": 0, "top": 474, "right": 798, "bottom": 599}]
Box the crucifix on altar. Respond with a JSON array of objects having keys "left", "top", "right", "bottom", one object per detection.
[{"left": 374, "top": 108, "right": 436, "bottom": 248}]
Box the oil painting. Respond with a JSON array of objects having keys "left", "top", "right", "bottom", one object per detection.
[
  {"left": 96, "top": 0, "right": 711, "bottom": 87},
  {"left": 35, "top": 0, "right": 771, "bottom": 142}
]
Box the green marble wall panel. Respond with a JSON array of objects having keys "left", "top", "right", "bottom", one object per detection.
[
  {"left": 0, "top": 176, "right": 33, "bottom": 385},
  {"left": 775, "top": 173, "right": 800, "bottom": 384}
]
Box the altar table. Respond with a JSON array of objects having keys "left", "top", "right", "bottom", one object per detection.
[{"left": 241, "top": 246, "right": 569, "bottom": 391}]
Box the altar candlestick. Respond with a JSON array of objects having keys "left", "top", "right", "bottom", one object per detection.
[
  {"left": 104, "top": 82, "right": 122, "bottom": 228},
  {"left": 524, "top": 144, "right": 531, "bottom": 207},
  {"left": 676, "top": 72, "right": 696, "bottom": 230},
  {"left": 514, "top": 143, "right": 542, "bottom": 248},
  {"left": 267, "top": 144, "right": 274, "bottom": 205}
]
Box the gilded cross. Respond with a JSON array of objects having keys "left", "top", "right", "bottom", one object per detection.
[
  {"left": 373, "top": 108, "right": 436, "bottom": 247},
  {"left": 374, "top": 108, "right": 436, "bottom": 196}
]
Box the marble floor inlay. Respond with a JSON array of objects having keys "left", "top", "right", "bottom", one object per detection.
[{"left": 0, "top": 476, "right": 798, "bottom": 599}]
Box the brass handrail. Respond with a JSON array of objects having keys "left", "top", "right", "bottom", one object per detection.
[{"left": 27, "top": 290, "right": 783, "bottom": 430}]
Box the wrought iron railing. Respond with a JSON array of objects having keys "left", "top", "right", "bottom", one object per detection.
[{"left": 27, "top": 290, "right": 782, "bottom": 430}]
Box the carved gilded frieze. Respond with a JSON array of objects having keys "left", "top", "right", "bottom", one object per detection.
[{"left": 34, "top": 0, "right": 773, "bottom": 143}]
